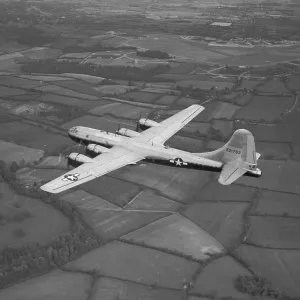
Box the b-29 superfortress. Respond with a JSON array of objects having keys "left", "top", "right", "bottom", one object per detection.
[{"left": 41, "top": 105, "right": 262, "bottom": 193}]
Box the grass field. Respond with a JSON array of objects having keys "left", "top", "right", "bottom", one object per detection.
[
  {"left": 167, "top": 135, "right": 205, "bottom": 152},
  {"left": 38, "top": 93, "right": 108, "bottom": 109},
  {"left": 212, "top": 120, "right": 234, "bottom": 140},
  {"left": 0, "top": 270, "right": 91, "bottom": 300},
  {"left": 155, "top": 94, "right": 178, "bottom": 105},
  {"left": 81, "top": 209, "right": 169, "bottom": 241},
  {"left": 0, "top": 121, "right": 74, "bottom": 154},
  {"left": 252, "top": 190, "right": 300, "bottom": 217},
  {"left": 65, "top": 240, "right": 200, "bottom": 289},
  {"left": 0, "top": 140, "right": 44, "bottom": 166},
  {"left": 60, "top": 52, "right": 92, "bottom": 59},
  {"left": 94, "top": 85, "right": 137, "bottom": 96},
  {"left": 54, "top": 80, "right": 104, "bottom": 96},
  {"left": 175, "top": 97, "right": 201, "bottom": 107},
  {"left": 34, "top": 85, "right": 100, "bottom": 100},
  {"left": 191, "top": 255, "right": 251, "bottom": 299},
  {"left": 62, "top": 115, "right": 136, "bottom": 132},
  {"left": 234, "top": 245, "right": 300, "bottom": 298},
  {"left": 286, "top": 74, "right": 300, "bottom": 91},
  {"left": 89, "top": 102, "right": 153, "bottom": 119},
  {"left": 176, "top": 80, "right": 234, "bottom": 90},
  {"left": 182, "top": 202, "right": 249, "bottom": 250},
  {"left": 91, "top": 277, "right": 182, "bottom": 300},
  {"left": 20, "top": 47, "right": 62, "bottom": 60},
  {"left": 256, "top": 79, "right": 290, "bottom": 94},
  {"left": 124, "top": 189, "right": 183, "bottom": 212},
  {"left": 36, "top": 155, "right": 69, "bottom": 169},
  {"left": 120, "top": 91, "right": 161, "bottom": 103},
  {"left": 235, "top": 96, "right": 294, "bottom": 122},
  {"left": 256, "top": 141, "right": 291, "bottom": 160},
  {"left": 238, "top": 80, "right": 261, "bottom": 90},
  {"left": 197, "top": 181, "right": 257, "bottom": 202},
  {"left": 20, "top": 74, "right": 75, "bottom": 81},
  {"left": 80, "top": 175, "right": 142, "bottom": 207},
  {"left": 0, "top": 75, "right": 45, "bottom": 89},
  {"left": 165, "top": 62, "right": 197, "bottom": 74},
  {"left": 237, "top": 160, "right": 300, "bottom": 194},
  {"left": 60, "top": 73, "right": 105, "bottom": 84},
  {"left": 116, "top": 163, "right": 211, "bottom": 203},
  {"left": 234, "top": 123, "right": 292, "bottom": 143},
  {"left": 233, "top": 94, "right": 253, "bottom": 106},
  {"left": 246, "top": 216, "right": 300, "bottom": 249},
  {"left": 0, "top": 182, "right": 70, "bottom": 250},
  {"left": 0, "top": 85, "right": 27, "bottom": 97}
]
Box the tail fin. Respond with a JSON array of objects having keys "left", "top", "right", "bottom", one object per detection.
[{"left": 196, "top": 129, "right": 261, "bottom": 185}]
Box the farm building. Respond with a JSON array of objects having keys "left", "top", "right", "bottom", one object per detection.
[{"left": 210, "top": 22, "right": 232, "bottom": 27}]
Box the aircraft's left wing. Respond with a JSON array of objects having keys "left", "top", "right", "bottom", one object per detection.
[
  {"left": 40, "top": 147, "right": 144, "bottom": 194},
  {"left": 134, "top": 104, "right": 204, "bottom": 145}
]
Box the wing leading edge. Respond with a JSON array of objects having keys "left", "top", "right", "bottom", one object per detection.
[
  {"left": 40, "top": 147, "right": 144, "bottom": 194},
  {"left": 134, "top": 104, "right": 204, "bottom": 145}
]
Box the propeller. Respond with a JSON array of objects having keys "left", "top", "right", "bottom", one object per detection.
[
  {"left": 136, "top": 113, "right": 142, "bottom": 132},
  {"left": 116, "top": 123, "right": 120, "bottom": 134}
]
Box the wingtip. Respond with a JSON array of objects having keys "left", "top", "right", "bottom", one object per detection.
[{"left": 40, "top": 184, "right": 56, "bottom": 194}]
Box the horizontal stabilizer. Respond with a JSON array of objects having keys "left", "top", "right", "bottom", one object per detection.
[
  {"left": 256, "top": 152, "right": 261, "bottom": 160},
  {"left": 218, "top": 163, "right": 247, "bottom": 185}
]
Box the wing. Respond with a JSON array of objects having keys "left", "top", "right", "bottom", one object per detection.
[
  {"left": 134, "top": 104, "right": 204, "bottom": 145},
  {"left": 40, "top": 147, "right": 144, "bottom": 194}
]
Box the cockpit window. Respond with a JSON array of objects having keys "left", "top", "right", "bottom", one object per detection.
[{"left": 69, "top": 127, "right": 78, "bottom": 134}]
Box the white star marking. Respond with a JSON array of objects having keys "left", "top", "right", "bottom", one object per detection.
[
  {"left": 62, "top": 173, "right": 79, "bottom": 182},
  {"left": 175, "top": 158, "right": 183, "bottom": 166}
]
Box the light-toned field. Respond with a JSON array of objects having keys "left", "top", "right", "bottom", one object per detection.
[
  {"left": 256, "top": 79, "right": 291, "bottom": 94},
  {"left": 246, "top": 216, "right": 300, "bottom": 249},
  {"left": 167, "top": 135, "right": 205, "bottom": 152},
  {"left": 20, "top": 47, "right": 62, "bottom": 60},
  {"left": 175, "top": 97, "right": 201, "bottom": 107},
  {"left": 81, "top": 175, "right": 142, "bottom": 207},
  {"left": 182, "top": 202, "right": 249, "bottom": 250},
  {"left": 212, "top": 119, "right": 234, "bottom": 140},
  {"left": 198, "top": 181, "right": 257, "bottom": 202},
  {"left": 60, "top": 189, "right": 120, "bottom": 210},
  {"left": 62, "top": 115, "right": 136, "bottom": 132},
  {"left": 81, "top": 209, "right": 169, "bottom": 241},
  {"left": 0, "top": 182, "right": 70, "bottom": 250},
  {"left": 122, "top": 214, "right": 225, "bottom": 260},
  {"left": 256, "top": 141, "right": 291, "bottom": 160},
  {"left": 38, "top": 93, "right": 107, "bottom": 109},
  {"left": 194, "top": 101, "right": 240, "bottom": 121},
  {"left": 54, "top": 80, "right": 103, "bottom": 96},
  {"left": 176, "top": 80, "right": 234, "bottom": 90},
  {"left": 235, "top": 96, "right": 294, "bottom": 122},
  {"left": 252, "top": 190, "right": 300, "bottom": 217},
  {"left": 65, "top": 240, "right": 200, "bottom": 289},
  {"left": 116, "top": 163, "right": 211, "bottom": 203},
  {"left": 0, "top": 75, "right": 45, "bottom": 89},
  {"left": 127, "top": 35, "right": 228, "bottom": 62},
  {"left": 166, "top": 62, "right": 197, "bottom": 74},
  {"left": 0, "top": 140, "right": 44, "bottom": 166},
  {"left": 234, "top": 123, "right": 292, "bottom": 143},
  {"left": 0, "top": 85, "right": 27, "bottom": 97},
  {"left": 60, "top": 52, "right": 92, "bottom": 59},
  {"left": 286, "top": 74, "right": 300, "bottom": 91},
  {"left": 91, "top": 277, "right": 182, "bottom": 300},
  {"left": 120, "top": 91, "right": 161, "bottom": 103},
  {"left": 94, "top": 85, "right": 137, "bottom": 95},
  {"left": 237, "top": 160, "right": 300, "bottom": 194},
  {"left": 234, "top": 245, "right": 300, "bottom": 298},
  {"left": 36, "top": 155, "right": 69, "bottom": 169},
  {"left": 155, "top": 94, "right": 178, "bottom": 105},
  {"left": 60, "top": 73, "right": 105, "bottom": 84},
  {"left": 0, "top": 269, "right": 91, "bottom": 300},
  {"left": 20, "top": 74, "right": 75, "bottom": 81},
  {"left": 34, "top": 84, "right": 100, "bottom": 100},
  {"left": 0, "top": 121, "right": 74, "bottom": 153},
  {"left": 16, "top": 168, "right": 66, "bottom": 185},
  {"left": 89, "top": 102, "right": 153, "bottom": 119},
  {"left": 0, "top": 58, "right": 22, "bottom": 72},
  {"left": 191, "top": 255, "right": 251, "bottom": 299},
  {"left": 124, "top": 189, "right": 183, "bottom": 212}
]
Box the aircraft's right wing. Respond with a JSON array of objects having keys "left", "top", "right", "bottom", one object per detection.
[
  {"left": 134, "top": 104, "right": 204, "bottom": 145},
  {"left": 40, "top": 147, "right": 144, "bottom": 194}
]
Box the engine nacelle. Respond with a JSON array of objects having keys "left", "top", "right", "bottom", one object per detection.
[
  {"left": 68, "top": 153, "right": 93, "bottom": 163},
  {"left": 139, "top": 118, "right": 161, "bottom": 128},
  {"left": 86, "top": 144, "right": 110, "bottom": 154},
  {"left": 117, "top": 128, "right": 141, "bottom": 137}
]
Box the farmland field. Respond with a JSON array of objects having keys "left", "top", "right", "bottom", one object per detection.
[
  {"left": 20, "top": 74, "right": 75, "bottom": 81},
  {"left": 0, "top": 140, "right": 44, "bottom": 166},
  {"left": 122, "top": 214, "right": 225, "bottom": 260},
  {"left": 62, "top": 115, "right": 136, "bottom": 132},
  {"left": 286, "top": 74, "right": 300, "bottom": 91},
  {"left": 234, "top": 96, "right": 294, "bottom": 122},
  {"left": 124, "top": 189, "right": 184, "bottom": 212},
  {"left": 116, "top": 163, "right": 211, "bottom": 203},
  {"left": 91, "top": 277, "right": 182, "bottom": 300},
  {"left": 191, "top": 256, "right": 251, "bottom": 299},
  {"left": 238, "top": 79, "right": 261, "bottom": 90},
  {"left": 89, "top": 102, "right": 153, "bottom": 119},
  {"left": 0, "top": 75, "right": 44, "bottom": 89},
  {"left": 94, "top": 85, "right": 137, "bottom": 95},
  {"left": 60, "top": 73, "right": 105, "bottom": 84},
  {"left": 64, "top": 240, "right": 200, "bottom": 289},
  {"left": 36, "top": 155, "right": 69, "bottom": 169},
  {"left": 256, "top": 141, "right": 291, "bottom": 160},
  {"left": 0, "top": 182, "right": 70, "bottom": 250},
  {"left": 212, "top": 120, "right": 234, "bottom": 139},
  {"left": 182, "top": 202, "right": 249, "bottom": 250},
  {"left": 0, "top": 85, "right": 27, "bottom": 97},
  {"left": 120, "top": 91, "right": 161, "bottom": 103},
  {"left": 256, "top": 79, "right": 290, "bottom": 94},
  {"left": 233, "top": 94, "right": 253, "bottom": 106},
  {"left": 53, "top": 80, "right": 104, "bottom": 96},
  {"left": 252, "top": 190, "right": 300, "bottom": 217},
  {"left": 155, "top": 94, "right": 178, "bottom": 105},
  {"left": 245, "top": 216, "right": 300, "bottom": 249},
  {"left": 176, "top": 80, "right": 234, "bottom": 90},
  {"left": 81, "top": 175, "right": 142, "bottom": 207},
  {"left": 234, "top": 245, "right": 300, "bottom": 298},
  {"left": 175, "top": 97, "right": 201, "bottom": 107},
  {"left": 0, "top": 270, "right": 91, "bottom": 300},
  {"left": 165, "top": 62, "right": 197, "bottom": 74},
  {"left": 60, "top": 52, "right": 92, "bottom": 59},
  {"left": 167, "top": 135, "right": 205, "bottom": 152}
]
